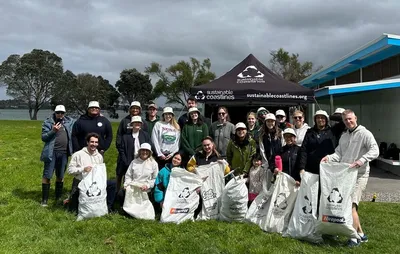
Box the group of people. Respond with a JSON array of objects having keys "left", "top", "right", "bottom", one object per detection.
[{"left": 40, "top": 96, "right": 378, "bottom": 248}]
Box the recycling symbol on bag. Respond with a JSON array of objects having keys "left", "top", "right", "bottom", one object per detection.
[
  {"left": 327, "top": 188, "right": 343, "bottom": 203},
  {"left": 274, "top": 193, "right": 288, "bottom": 210},
  {"left": 86, "top": 182, "right": 101, "bottom": 197},
  {"left": 202, "top": 189, "right": 217, "bottom": 201},
  {"left": 178, "top": 187, "right": 191, "bottom": 199},
  {"left": 302, "top": 195, "right": 312, "bottom": 214}
]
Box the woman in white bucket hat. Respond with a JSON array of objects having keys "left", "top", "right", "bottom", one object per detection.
[{"left": 151, "top": 107, "right": 181, "bottom": 168}]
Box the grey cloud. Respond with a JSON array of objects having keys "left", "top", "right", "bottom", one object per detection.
[{"left": 0, "top": 0, "right": 399, "bottom": 101}]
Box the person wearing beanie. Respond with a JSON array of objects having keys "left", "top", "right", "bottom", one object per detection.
[
  {"left": 256, "top": 107, "right": 269, "bottom": 126},
  {"left": 40, "top": 105, "right": 74, "bottom": 206}
]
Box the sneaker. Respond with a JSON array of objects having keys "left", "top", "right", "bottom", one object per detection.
[
  {"left": 359, "top": 234, "right": 368, "bottom": 243},
  {"left": 40, "top": 200, "right": 48, "bottom": 207},
  {"left": 347, "top": 239, "right": 360, "bottom": 247}
]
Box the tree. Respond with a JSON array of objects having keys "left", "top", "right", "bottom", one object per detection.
[
  {"left": 0, "top": 49, "right": 63, "bottom": 120},
  {"left": 269, "top": 48, "right": 322, "bottom": 83},
  {"left": 145, "top": 57, "right": 216, "bottom": 108},
  {"left": 115, "top": 68, "right": 154, "bottom": 106},
  {"left": 51, "top": 72, "right": 120, "bottom": 116}
]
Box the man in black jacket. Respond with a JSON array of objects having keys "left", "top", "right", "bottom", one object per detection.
[
  {"left": 71, "top": 101, "right": 113, "bottom": 155},
  {"left": 115, "top": 116, "right": 155, "bottom": 193},
  {"left": 178, "top": 96, "right": 210, "bottom": 129}
]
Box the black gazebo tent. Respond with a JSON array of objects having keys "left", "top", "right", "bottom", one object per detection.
[{"left": 190, "top": 54, "right": 314, "bottom": 105}]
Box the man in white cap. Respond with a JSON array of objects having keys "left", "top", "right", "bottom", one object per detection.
[
  {"left": 115, "top": 116, "right": 155, "bottom": 193},
  {"left": 116, "top": 101, "right": 149, "bottom": 152},
  {"left": 276, "top": 109, "right": 292, "bottom": 131},
  {"left": 330, "top": 107, "right": 346, "bottom": 141},
  {"left": 71, "top": 101, "right": 113, "bottom": 155},
  {"left": 256, "top": 107, "right": 269, "bottom": 126},
  {"left": 40, "top": 105, "right": 74, "bottom": 206}
]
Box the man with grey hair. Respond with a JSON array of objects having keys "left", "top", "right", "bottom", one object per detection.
[{"left": 322, "top": 109, "right": 379, "bottom": 247}]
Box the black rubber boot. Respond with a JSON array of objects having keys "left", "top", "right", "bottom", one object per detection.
[
  {"left": 41, "top": 183, "right": 50, "bottom": 207},
  {"left": 55, "top": 182, "right": 64, "bottom": 202}
]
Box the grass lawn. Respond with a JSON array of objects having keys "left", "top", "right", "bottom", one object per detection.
[{"left": 0, "top": 119, "right": 399, "bottom": 254}]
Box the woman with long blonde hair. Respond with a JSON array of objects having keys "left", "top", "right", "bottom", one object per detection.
[{"left": 151, "top": 107, "right": 181, "bottom": 168}]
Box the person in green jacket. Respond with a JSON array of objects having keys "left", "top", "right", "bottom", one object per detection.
[
  {"left": 226, "top": 122, "right": 257, "bottom": 176},
  {"left": 180, "top": 107, "right": 209, "bottom": 162},
  {"left": 145, "top": 103, "right": 160, "bottom": 137}
]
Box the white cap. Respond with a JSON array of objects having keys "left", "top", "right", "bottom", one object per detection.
[
  {"left": 163, "top": 107, "right": 174, "bottom": 115},
  {"left": 283, "top": 128, "right": 296, "bottom": 137},
  {"left": 88, "top": 101, "right": 100, "bottom": 108},
  {"left": 265, "top": 113, "right": 276, "bottom": 121},
  {"left": 235, "top": 122, "right": 247, "bottom": 130},
  {"left": 131, "top": 116, "right": 142, "bottom": 123},
  {"left": 139, "top": 143, "right": 152, "bottom": 153},
  {"left": 275, "top": 109, "right": 286, "bottom": 117},
  {"left": 314, "top": 110, "right": 329, "bottom": 119},
  {"left": 130, "top": 101, "right": 141, "bottom": 109},
  {"left": 257, "top": 107, "right": 267, "bottom": 114},
  {"left": 188, "top": 107, "right": 200, "bottom": 114},
  {"left": 334, "top": 108, "right": 345, "bottom": 114},
  {"left": 54, "top": 105, "right": 66, "bottom": 112}
]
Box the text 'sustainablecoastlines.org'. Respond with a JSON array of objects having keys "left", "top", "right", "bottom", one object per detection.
[{"left": 246, "top": 93, "right": 308, "bottom": 101}]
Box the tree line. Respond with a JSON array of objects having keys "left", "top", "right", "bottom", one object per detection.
[{"left": 0, "top": 48, "right": 320, "bottom": 120}]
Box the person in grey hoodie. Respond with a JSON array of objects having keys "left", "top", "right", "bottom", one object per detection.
[
  {"left": 209, "top": 107, "right": 235, "bottom": 159},
  {"left": 292, "top": 110, "right": 310, "bottom": 146},
  {"left": 322, "top": 109, "right": 379, "bottom": 247}
]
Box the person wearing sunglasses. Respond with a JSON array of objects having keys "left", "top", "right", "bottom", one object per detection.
[
  {"left": 209, "top": 107, "right": 235, "bottom": 159},
  {"left": 292, "top": 110, "right": 310, "bottom": 146},
  {"left": 40, "top": 105, "right": 74, "bottom": 207},
  {"left": 275, "top": 109, "right": 293, "bottom": 131}
]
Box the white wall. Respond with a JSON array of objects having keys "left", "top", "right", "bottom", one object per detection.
[{"left": 316, "top": 88, "right": 400, "bottom": 146}]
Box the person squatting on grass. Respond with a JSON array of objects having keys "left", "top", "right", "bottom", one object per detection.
[
  {"left": 118, "top": 143, "right": 159, "bottom": 208},
  {"left": 67, "top": 133, "right": 115, "bottom": 213},
  {"left": 40, "top": 105, "right": 74, "bottom": 207},
  {"left": 321, "top": 109, "right": 379, "bottom": 247}
]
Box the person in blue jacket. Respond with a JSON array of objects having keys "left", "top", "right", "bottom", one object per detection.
[
  {"left": 40, "top": 105, "right": 74, "bottom": 206},
  {"left": 154, "top": 152, "right": 183, "bottom": 207}
]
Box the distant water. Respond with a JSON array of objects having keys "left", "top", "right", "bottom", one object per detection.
[{"left": 0, "top": 109, "right": 188, "bottom": 122}]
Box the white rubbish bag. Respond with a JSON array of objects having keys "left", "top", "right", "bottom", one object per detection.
[
  {"left": 161, "top": 167, "right": 204, "bottom": 224},
  {"left": 317, "top": 162, "right": 360, "bottom": 239},
  {"left": 123, "top": 182, "right": 155, "bottom": 220},
  {"left": 245, "top": 182, "right": 275, "bottom": 226},
  {"left": 284, "top": 172, "right": 322, "bottom": 243},
  {"left": 195, "top": 162, "right": 225, "bottom": 220},
  {"left": 260, "top": 172, "right": 298, "bottom": 234},
  {"left": 77, "top": 163, "right": 108, "bottom": 221},
  {"left": 219, "top": 175, "right": 248, "bottom": 222}
]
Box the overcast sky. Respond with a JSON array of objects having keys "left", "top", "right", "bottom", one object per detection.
[{"left": 1, "top": 0, "right": 400, "bottom": 103}]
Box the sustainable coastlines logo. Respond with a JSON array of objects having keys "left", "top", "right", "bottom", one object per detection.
[
  {"left": 237, "top": 65, "right": 265, "bottom": 84},
  {"left": 195, "top": 90, "right": 235, "bottom": 101}
]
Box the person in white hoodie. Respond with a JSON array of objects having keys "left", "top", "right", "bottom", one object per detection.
[
  {"left": 292, "top": 110, "right": 310, "bottom": 146},
  {"left": 321, "top": 109, "right": 379, "bottom": 247},
  {"left": 151, "top": 107, "right": 181, "bottom": 168},
  {"left": 67, "top": 132, "right": 104, "bottom": 212}
]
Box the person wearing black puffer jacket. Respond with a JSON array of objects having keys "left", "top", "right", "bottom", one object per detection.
[
  {"left": 259, "top": 113, "right": 283, "bottom": 168},
  {"left": 71, "top": 101, "right": 113, "bottom": 155},
  {"left": 269, "top": 128, "right": 301, "bottom": 185},
  {"left": 298, "top": 110, "right": 337, "bottom": 175}
]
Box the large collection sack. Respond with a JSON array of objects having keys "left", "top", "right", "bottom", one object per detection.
[
  {"left": 245, "top": 181, "right": 275, "bottom": 226},
  {"left": 123, "top": 182, "right": 155, "bottom": 220},
  {"left": 195, "top": 162, "right": 226, "bottom": 220},
  {"left": 77, "top": 163, "right": 108, "bottom": 221},
  {"left": 261, "top": 172, "right": 298, "bottom": 234},
  {"left": 219, "top": 176, "right": 248, "bottom": 222},
  {"left": 161, "top": 167, "right": 204, "bottom": 224},
  {"left": 316, "top": 162, "right": 359, "bottom": 239},
  {"left": 284, "top": 172, "right": 322, "bottom": 243}
]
